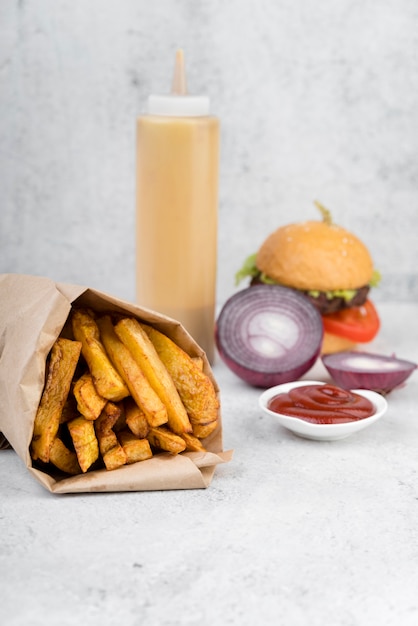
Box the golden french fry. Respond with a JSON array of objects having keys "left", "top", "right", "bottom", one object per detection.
[
  {"left": 147, "top": 427, "right": 186, "bottom": 455},
  {"left": 49, "top": 437, "right": 81, "bottom": 475},
  {"left": 112, "top": 401, "right": 127, "bottom": 433},
  {"left": 142, "top": 325, "right": 219, "bottom": 425},
  {"left": 67, "top": 416, "right": 99, "bottom": 473},
  {"left": 115, "top": 318, "right": 192, "bottom": 435},
  {"left": 31, "top": 338, "right": 82, "bottom": 463},
  {"left": 94, "top": 402, "right": 127, "bottom": 470},
  {"left": 124, "top": 397, "right": 149, "bottom": 439},
  {"left": 181, "top": 432, "right": 206, "bottom": 452},
  {"left": 71, "top": 309, "right": 129, "bottom": 401},
  {"left": 192, "top": 419, "right": 219, "bottom": 439},
  {"left": 97, "top": 316, "right": 168, "bottom": 428},
  {"left": 73, "top": 372, "right": 107, "bottom": 420},
  {"left": 60, "top": 394, "right": 79, "bottom": 424},
  {"left": 95, "top": 401, "right": 121, "bottom": 433},
  {"left": 192, "top": 356, "right": 204, "bottom": 370},
  {"left": 102, "top": 445, "right": 127, "bottom": 471},
  {"left": 117, "top": 430, "right": 153, "bottom": 464}
]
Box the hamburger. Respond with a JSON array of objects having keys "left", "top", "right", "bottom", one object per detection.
[{"left": 236, "top": 202, "right": 381, "bottom": 354}]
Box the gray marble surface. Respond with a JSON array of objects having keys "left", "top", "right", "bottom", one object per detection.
[
  {"left": 1, "top": 1, "right": 418, "bottom": 308},
  {"left": 1, "top": 302, "right": 417, "bottom": 625}
]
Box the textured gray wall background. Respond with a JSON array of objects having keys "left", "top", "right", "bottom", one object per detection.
[{"left": 1, "top": 0, "right": 417, "bottom": 307}]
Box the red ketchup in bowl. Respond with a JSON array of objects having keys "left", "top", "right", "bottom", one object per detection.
[{"left": 267, "top": 384, "right": 375, "bottom": 424}]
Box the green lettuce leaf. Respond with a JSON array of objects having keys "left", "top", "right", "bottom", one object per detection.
[{"left": 234, "top": 253, "right": 259, "bottom": 285}]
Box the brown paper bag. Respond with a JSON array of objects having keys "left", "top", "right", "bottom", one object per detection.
[{"left": 0, "top": 274, "right": 231, "bottom": 493}]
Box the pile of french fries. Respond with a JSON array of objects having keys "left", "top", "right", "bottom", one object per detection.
[{"left": 30, "top": 309, "right": 219, "bottom": 476}]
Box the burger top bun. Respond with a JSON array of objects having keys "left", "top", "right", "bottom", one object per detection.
[{"left": 256, "top": 220, "right": 374, "bottom": 292}]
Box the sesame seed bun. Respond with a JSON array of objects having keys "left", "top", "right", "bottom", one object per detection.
[{"left": 256, "top": 220, "right": 374, "bottom": 292}]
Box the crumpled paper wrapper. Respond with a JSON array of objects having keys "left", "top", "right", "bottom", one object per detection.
[{"left": 0, "top": 273, "right": 232, "bottom": 494}]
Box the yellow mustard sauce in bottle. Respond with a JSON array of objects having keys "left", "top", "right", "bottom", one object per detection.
[{"left": 136, "top": 50, "right": 219, "bottom": 362}]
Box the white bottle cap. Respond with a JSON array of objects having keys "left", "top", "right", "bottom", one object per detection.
[
  {"left": 147, "top": 50, "right": 210, "bottom": 117},
  {"left": 147, "top": 94, "right": 210, "bottom": 117}
]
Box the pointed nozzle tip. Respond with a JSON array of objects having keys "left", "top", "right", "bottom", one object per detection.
[{"left": 171, "top": 48, "right": 188, "bottom": 95}]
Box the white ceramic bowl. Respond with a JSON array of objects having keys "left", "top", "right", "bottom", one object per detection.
[{"left": 259, "top": 380, "right": 388, "bottom": 441}]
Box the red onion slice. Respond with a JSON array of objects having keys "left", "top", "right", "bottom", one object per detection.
[
  {"left": 215, "top": 285, "right": 323, "bottom": 388},
  {"left": 322, "top": 351, "right": 417, "bottom": 394}
]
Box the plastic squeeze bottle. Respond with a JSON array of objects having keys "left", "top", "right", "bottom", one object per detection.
[{"left": 136, "top": 50, "right": 219, "bottom": 362}]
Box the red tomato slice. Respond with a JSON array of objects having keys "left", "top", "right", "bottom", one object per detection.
[{"left": 322, "top": 299, "right": 380, "bottom": 343}]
